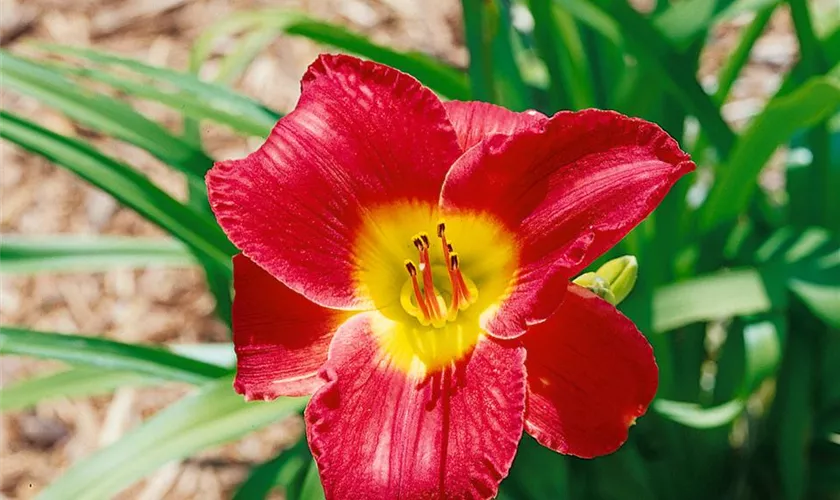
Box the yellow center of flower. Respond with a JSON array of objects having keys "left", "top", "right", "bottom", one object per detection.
[{"left": 354, "top": 202, "right": 518, "bottom": 377}]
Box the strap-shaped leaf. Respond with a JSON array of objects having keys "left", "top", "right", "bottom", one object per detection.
[
  {"left": 192, "top": 10, "right": 470, "bottom": 101},
  {"left": 0, "top": 235, "right": 194, "bottom": 274},
  {"left": 35, "top": 43, "right": 280, "bottom": 134},
  {"left": 702, "top": 78, "right": 840, "bottom": 230},
  {"left": 0, "top": 51, "right": 211, "bottom": 178},
  {"left": 0, "top": 112, "right": 235, "bottom": 270},
  {"left": 0, "top": 326, "right": 228, "bottom": 384},
  {"left": 0, "top": 368, "right": 151, "bottom": 412},
  {"left": 37, "top": 377, "right": 306, "bottom": 500}
]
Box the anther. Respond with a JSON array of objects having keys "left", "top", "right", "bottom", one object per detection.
[
  {"left": 404, "top": 260, "right": 417, "bottom": 276},
  {"left": 437, "top": 222, "right": 446, "bottom": 237},
  {"left": 450, "top": 253, "right": 459, "bottom": 270},
  {"left": 420, "top": 233, "right": 430, "bottom": 248}
]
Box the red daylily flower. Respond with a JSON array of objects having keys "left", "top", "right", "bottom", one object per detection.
[{"left": 208, "top": 54, "right": 694, "bottom": 500}]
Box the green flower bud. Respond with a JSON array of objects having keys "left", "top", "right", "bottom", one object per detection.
[{"left": 572, "top": 255, "right": 638, "bottom": 305}]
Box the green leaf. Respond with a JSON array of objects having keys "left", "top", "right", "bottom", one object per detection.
[
  {"left": 714, "top": 4, "right": 775, "bottom": 105},
  {"left": 233, "top": 438, "right": 312, "bottom": 500},
  {"left": 294, "top": 459, "right": 326, "bottom": 500},
  {"left": 192, "top": 10, "right": 469, "bottom": 101},
  {"left": 0, "top": 51, "right": 211, "bottom": 178},
  {"left": 0, "top": 235, "right": 194, "bottom": 274},
  {"left": 529, "top": 0, "right": 596, "bottom": 110},
  {"left": 37, "top": 377, "right": 307, "bottom": 500},
  {"left": 36, "top": 43, "right": 280, "bottom": 134},
  {"left": 653, "top": 0, "right": 721, "bottom": 48},
  {"left": 169, "top": 343, "right": 236, "bottom": 368},
  {"left": 789, "top": 280, "right": 840, "bottom": 327},
  {"left": 0, "top": 326, "right": 228, "bottom": 384},
  {"left": 461, "top": 0, "right": 532, "bottom": 109},
  {"left": 213, "top": 28, "right": 279, "bottom": 86},
  {"left": 44, "top": 60, "right": 274, "bottom": 137},
  {"left": 702, "top": 77, "right": 840, "bottom": 230},
  {"left": 0, "top": 111, "right": 235, "bottom": 271},
  {"left": 502, "top": 433, "right": 569, "bottom": 498},
  {"left": 0, "top": 368, "right": 152, "bottom": 412},
  {"left": 742, "top": 318, "right": 783, "bottom": 393},
  {"left": 653, "top": 268, "right": 773, "bottom": 332},
  {"left": 653, "top": 399, "right": 745, "bottom": 428},
  {"left": 598, "top": 0, "right": 736, "bottom": 156},
  {"left": 552, "top": 0, "right": 622, "bottom": 46}
]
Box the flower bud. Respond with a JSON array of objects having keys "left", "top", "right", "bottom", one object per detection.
[{"left": 573, "top": 255, "right": 638, "bottom": 305}]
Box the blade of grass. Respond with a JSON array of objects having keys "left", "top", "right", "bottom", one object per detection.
[
  {"left": 0, "top": 326, "right": 229, "bottom": 383},
  {"left": 0, "top": 368, "right": 152, "bottom": 412},
  {"left": 0, "top": 51, "right": 211, "bottom": 178},
  {"left": 37, "top": 377, "right": 307, "bottom": 500},
  {"left": 0, "top": 111, "right": 235, "bottom": 271},
  {"left": 0, "top": 235, "right": 194, "bottom": 274}
]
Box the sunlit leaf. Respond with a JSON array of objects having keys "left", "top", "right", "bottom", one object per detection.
[
  {"left": 0, "top": 111, "right": 235, "bottom": 270},
  {"left": 0, "top": 368, "right": 151, "bottom": 412},
  {"left": 38, "top": 377, "right": 306, "bottom": 500},
  {"left": 702, "top": 77, "right": 840, "bottom": 230},
  {"left": 0, "top": 51, "right": 211, "bottom": 178},
  {"left": 0, "top": 326, "right": 228, "bottom": 384},
  {"left": 653, "top": 269, "right": 773, "bottom": 332},
  {"left": 0, "top": 236, "right": 194, "bottom": 274},
  {"left": 653, "top": 399, "right": 745, "bottom": 428}
]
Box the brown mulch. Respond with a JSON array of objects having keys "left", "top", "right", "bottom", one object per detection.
[{"left": 0, "top": 0, "right": 800, "bottom": 498}]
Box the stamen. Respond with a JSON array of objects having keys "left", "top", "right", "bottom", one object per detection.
[
  {"left": 450, "top": 253, "right": 473, "bottom": 304},
  {"left": 416, "top": 240, "right": 442, "bottom": 319},
  {"left": 420, "top": 232, "right": 430, "bottom": 248},
  {"left": 405, "top": 260, "right": 430, "bottom": 320},
  {"left": 437, "top": 222, "right": 451, "bottom": 264}
]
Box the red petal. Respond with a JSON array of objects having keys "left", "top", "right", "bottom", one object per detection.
[
  {"left": 442, "top": 109, "right": 694, "bottom": 338},
  {"left": 522, "top": 283, "right": 658, "bottom": 458},
  {"left": 232, "top": 254, "right": 348, "bottom": 399},
  {"left": 208, "top": 54, "right": 462, "bottom": 309},
  {"left": 444, "top": 101, "right": 547, "bottom": 151},
  {"left": 305, "top": 313, "right": 526, "bottom": 499}
]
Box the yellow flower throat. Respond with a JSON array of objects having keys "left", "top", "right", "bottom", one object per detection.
[{"left": 401, "top": 223, "right": 479, "bottom": 328}]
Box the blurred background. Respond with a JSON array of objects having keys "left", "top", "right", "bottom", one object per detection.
[{"left": 0, "top": 0, "right": 838, "bottom": 499}]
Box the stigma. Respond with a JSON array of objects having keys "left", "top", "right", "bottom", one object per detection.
[{"left": 401, "top": 222, "right": 477, "bottom": 327}]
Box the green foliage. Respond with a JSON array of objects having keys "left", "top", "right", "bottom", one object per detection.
[{"left": 1, "top": 0, "right": 839, "bottom": 498}]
